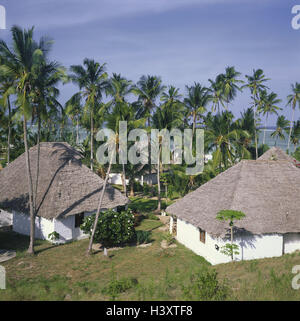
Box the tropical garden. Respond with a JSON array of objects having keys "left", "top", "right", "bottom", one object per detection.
[{"left": 0, "top": 26, "right": 300, "bottom": 255}]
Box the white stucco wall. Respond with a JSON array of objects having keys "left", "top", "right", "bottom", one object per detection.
[
  {"left": 13, "top": 211, "right": 54, "bottom": 241},
  {"left": 172, "top": 218, "right": 292, "bottom": 265},
  {"left": 0, "top": 209, "right": 13, "bottom": 227},
  {"left": 283, "top": 233, "right": 300, "bottom": 254}
]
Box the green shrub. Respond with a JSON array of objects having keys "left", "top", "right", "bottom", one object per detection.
[
  {"left": 135, "top": 230, "right": 152, "bottom": 244},
  {"left": 102, "top": 277, "right": 138, "bottom": 300},
  {"left": 147, "top": 213, "right": 159, "bottom": 220},
  {"left": 80, "top": 209, "right": 135, "bottom": 247},
  {"left": 163, "top": 233, "right": 175, "bottom": 245},
  {"left": 182, "top": 270, "right": 230, "bottom": 301},
  {"left": 48, "top": 231, "right": 60, "bottom": 242}
]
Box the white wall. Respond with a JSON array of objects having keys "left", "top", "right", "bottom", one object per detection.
[
  {"left": 283, "top": 233, "right": 300, "bottom": 254},
  {"left": 109, "top": 173, "right": 129, "bottom": 185},
  {"left": 0, "top": 209, "right": 12, "bottom": 227},
  {"left": 174, "top": 218, "right": 288, "bottom": 265},
  {"left": 13, "top": 211, "right": 54, "bottom": 241}
]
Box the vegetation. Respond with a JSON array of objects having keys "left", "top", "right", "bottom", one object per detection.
[{"left": 1, "top": 227, "right": 299, "bottom": 301}]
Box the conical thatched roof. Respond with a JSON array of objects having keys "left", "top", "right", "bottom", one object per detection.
[
  {"left": 166, "top": 160, "right": 300, "bottom": 237},
  {"left": 0, "top": 142, "right": 128, "bottom": 219},
  {"left": 258, "top": 147, "right": 297, "bottom": 163}
]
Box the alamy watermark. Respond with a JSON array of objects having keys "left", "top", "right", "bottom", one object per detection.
[
  {"left": 0, "top": 5, "right": 5, "bottom": 30},
  {"left": 0, "top": 265, "right": 5, "bottom": 290},
  {"left": 96, "top": 122, "right": 204, "bottom": 175},
  {"left": 291, "top": 5, "right": 300, "bottom": 30}
]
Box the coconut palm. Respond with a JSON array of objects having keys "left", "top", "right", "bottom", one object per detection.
[
  {"left": 290, "top": 120, "right": 300, "bottom": 153},
  {"left": 243, "top": 69, "right": 269, "bottom": 159},
  {"left": 257, "top": 90, "right": 282, "bottom": 145},
  {"left": 271, "top": 115, "right": 290, "bottom": 146},
  {"left": 208, "top": 75, "right": 225, "bottom": 114},
  {"left": 69, "top": 58, "right": 108, "bottom": 170},
  {"left": 220, "top": 66, "right": 244, "bottom": 109},
  {"left": 0, "top": 25, "right": 53, "bottom": 254},
  {"left": 152, "top": 98, "right": 185, "bottom": 211},
  {"left": 286, "top": 83, "right": 300, "bottom": 154},
  {"left": 132, "top": 75, "right": 165, "bottom": 126},
  {"left": 184, "top": 83, "right": 209, "bottom": 136},
  {"left": 65, "top": 93, "right": 82, "bottom": 145}
]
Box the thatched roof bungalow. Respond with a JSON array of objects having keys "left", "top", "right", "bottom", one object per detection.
[
  {"left": 0, "top": 142, "right": 128, "bottom": 243},
  {"left": 166, "top": 156, "right": 300, "bottom": 265}
]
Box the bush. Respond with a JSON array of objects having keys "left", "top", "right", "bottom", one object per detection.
[
  {"left": 101, "top": 277, "right": 138, "bottom": 300},
  {"left": 182, "top": 270, "right": 230, "bottom": 301},
  {"left": 163, "top": 233, "right": 175, "bottom": 245},
  {"left": 147, "top": 213, "right": 159, "bottom": 220},
  {"left": 135, "top": 230, "right": 152, "bottom": 244},
  {"left": 80, "top": 209, "right": 135, "bottom": 247}
]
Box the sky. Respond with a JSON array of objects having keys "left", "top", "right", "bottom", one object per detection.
[{"left": 0, "top": 0, "right": 300, "bottom": 125}]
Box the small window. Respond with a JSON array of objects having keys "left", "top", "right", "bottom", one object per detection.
[
  {"left": 199, "top": 228, "right": 206, "bottom": 243},
  {"left": 75, "top": 213, "right": 85, "bottom": 228}
]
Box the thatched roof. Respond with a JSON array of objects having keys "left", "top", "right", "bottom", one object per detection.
[
  {"left": 0, "top": 142, "right": 128, "bottom": 219},
  {"left": 258, "top": 147, "right": 297, "bottom": 163},
  {"left": 166, "top": 160, "right": 300, "bottom": 237}
]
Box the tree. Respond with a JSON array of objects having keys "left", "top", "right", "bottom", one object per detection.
[
  {"left": 152, "top": 90, "right": 184, "bottom": 211},
  {"left": 290, "top": 120, "right": 300, "bottom": 153},
  {"left": 286, "top": 83, "right": 300, "bottom": 154},
  {"left": 257, "top": 90, "right": 282, "bottom": 145},
  {"left": 65, "top": 93, "right": 82, "bottom": 145},
  {"left": 0, "top": 25, "right": 52, "bottom": 254},
  {"left": 271, "top": 115, "right": 289, "bottom": 146},
  {"left": 69, "top": 58, "right": 108, "bottom": 170},
  {"left": 208, "top": 75, "right": 225, "bottom": 114},
  {"left": 243, "top": 69, "right": 269, "bottom": 159},
  {"left": 184, "top": 83, "right": 208, "bottom": 137},
  {"left": 216, "top": 209, "right": 246, "bottom": 261}
]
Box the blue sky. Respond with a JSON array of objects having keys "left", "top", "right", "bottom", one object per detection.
[{"left": 0, "top": 0, "right": 300, "bottom": 125}]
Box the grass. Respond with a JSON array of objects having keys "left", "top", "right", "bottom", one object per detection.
[
  {"left": 128, "top": 196, "right": 174, "bottom": 213},
  {"left": 0, "top": 219, "right": 300, "bottom": 301}
]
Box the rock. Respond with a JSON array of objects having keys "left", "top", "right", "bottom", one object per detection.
[{"left": 137, "top": 243, "right": 152, "bottom": 248}]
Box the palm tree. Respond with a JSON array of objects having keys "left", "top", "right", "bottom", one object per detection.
[
  {"left": 286, "top": 83, "right": 300, "bottom": 154},
  {"left": 65, "top": 93, "right": 82, "bottom": 145},
  {"left": 0, "top": 25, "right": 51, "bottom": 254},
  {"left": 184, "top": 83, "right": 209, "bottom": 136},
  {"left": 290, "top": 120, "right": 300, "bottom": 153},
  {"left": 221, "top": 66, "right": 244, "bottom": 109},
  {"left": 271, "top": 115, "right": 290, "bottom": 146},
  {"left": 152, "top": 94, "right": 184, "bottom": 211},
  {"left": 132, "top": 75, "right": 165, "bottom": 126},
  {"left": 205, "top": 111, "right": 250, "bottom": 170},
  {"left": 243, "top": 69, "right": 269, "bottom": 159},
  {"left": 208, "top": 75, "right": 225, "bottom": 114},
  {"left": 258, "top": 90, "right": 282, "bottom": 145},
  {"left": 69, "top": 58, "right": 108, "bottom": 170}
]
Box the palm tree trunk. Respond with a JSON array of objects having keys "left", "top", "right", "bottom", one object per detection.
[
  {"left": 90, "top": 112, "right": 94, "bottom": 171},
  {"left": 86, "top": 149, "right": 115, "bottom": 256},
  {"left": 130, "top": 180, "right": 134, "bottom": 197},
  {"left": 24, "top": 116, "right": 35, "bottom": 255},
  {"left": 192, "top": 112, "right": 196, "bottom": 138},
  {"left": 287, "top": 106, "right": 295, "bottom": 154},
  {"left": 34, "top": 113, "right": 41, "bottom": 214},
  {"left": 254, "top": 102, "right": 258, "bottom": 159},
  {"left": 122, "top": 163, "right": 127, "bottom": 197},
  {"left": 76, "top": 116, "right": 79, "bottom": 145},
  {"left": 230, "top": 225, "right": 233, "bottom": 261},
  {"left": 7, "top": 96, "right": 11, "bottom": 164},
  {"left": 156, "top": 144, "right": 161, "bottom": 212}
]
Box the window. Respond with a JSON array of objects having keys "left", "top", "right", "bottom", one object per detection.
[
  {"left": 199, "top": 228, "right": 206, "bottom": 243},
  {"left": 75, "top": 213, "right": 85, "bottom": 228}
]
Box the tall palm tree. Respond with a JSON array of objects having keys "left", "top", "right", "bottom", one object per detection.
[
  {"left": 271, "top": 115, "right": 290, "bottom": 146},
  {"left": 152, "top": 96, "right": 185, "bottom": 211},
  {"left": 221, "top": 66, "right": 244, "bottom": 109},
  {"left": 257, "top": 90, "right": 282, "bottom": 145},
  {"left": 65, "top": 93, "right": 82, "bottom": 145},
  {"left": 243, "top": 69, "right": 269, "bottom": 159},
  {"left": 0, "top": 25, "right": 51, "bottom": 254},
  {"left": 286, "top": 83, "right": 300, "bottom": 154},
  {"left": 208, "top": 75, "right": 225, "bottom": 114},
  {"left": 184, "top": 83, "right": 209, "bottom": 136},
  {"left": 69, "top": 58, "right": 108, "bottom": 170}
]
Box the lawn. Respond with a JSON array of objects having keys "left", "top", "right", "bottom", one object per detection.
[{"left": 0, "top": 218, "right": 300, "bottom": 301}]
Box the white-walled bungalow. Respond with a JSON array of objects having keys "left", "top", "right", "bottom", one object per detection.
[
  {"left": 0, "top": 143, "right": 128, "bottom": 243},
  {"left": 166, "top": 156, "right": 300, "bottom": 265}
]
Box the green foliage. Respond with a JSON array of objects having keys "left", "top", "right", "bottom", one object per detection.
[
  {"left": 80, "top": 209, "right": 135, "bottom": 247},
  {"left": 147, "top": 213, "right": 159, "bottom": 220},
  {"left": 48, "top": 231, "right": 60, "bottom": 242},
  {"left": 163, "top": 233, "right": 176, "bottom": 245},
  {"left": 293, "top": 147, "right": 300, "bottom": 161},
  {"left": 182, "top": 269, "right": 230, "bottom": 301},
  {"left": 135, "top": 230, "right": 152, "bottom": 244},
  {"left": 216, "top": 209, "right": 246, "bottom": 226},
  {"left": 220, "top": 243, "right": 240, "bottom": 258}
]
